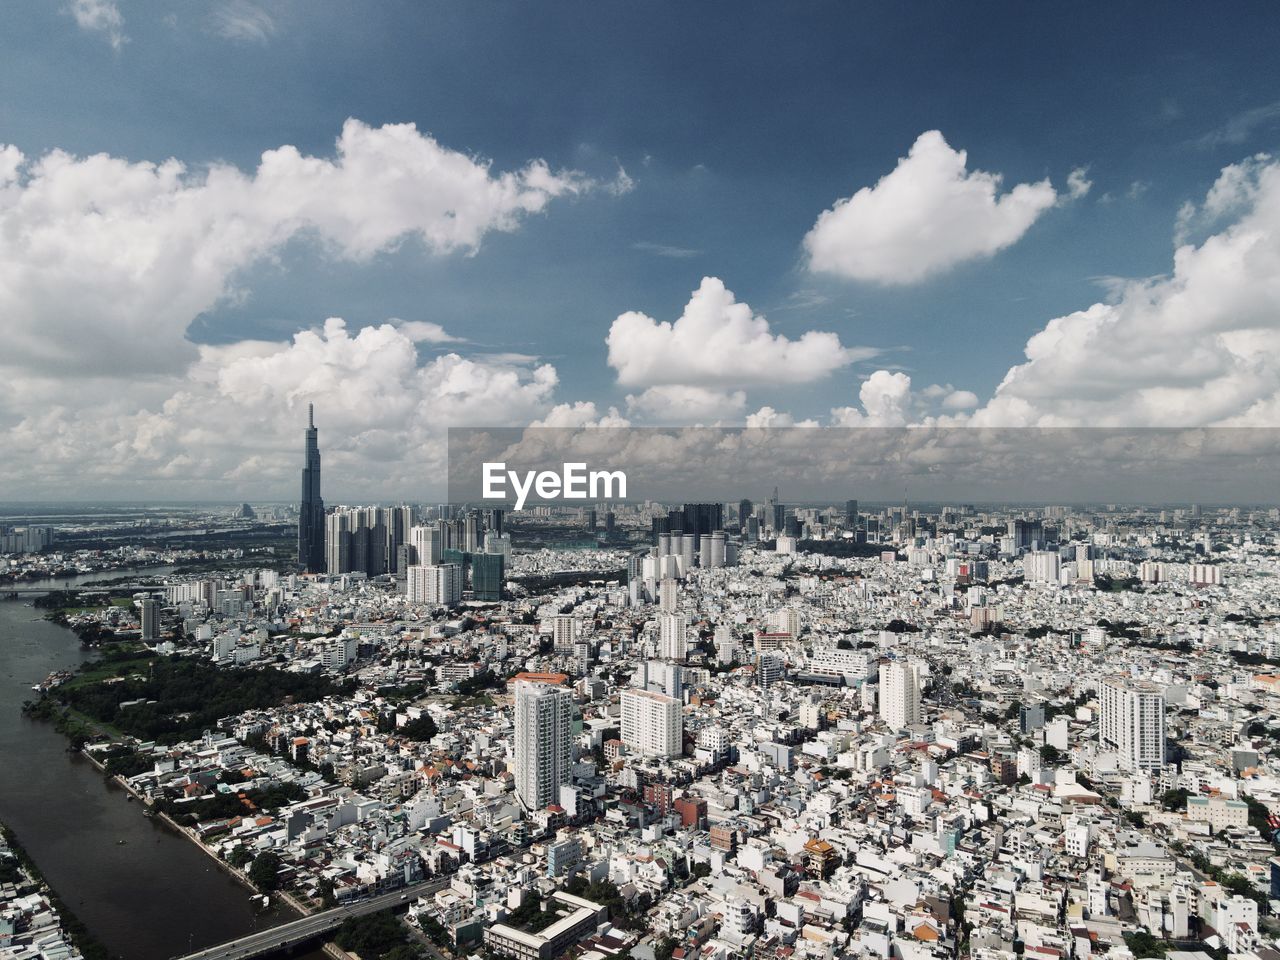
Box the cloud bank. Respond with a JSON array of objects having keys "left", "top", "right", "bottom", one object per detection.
[{"left": 0, "top": 118, "right": 592, "bottom": 379}]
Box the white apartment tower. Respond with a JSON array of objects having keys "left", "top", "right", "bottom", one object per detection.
[
  {"left": 658, "top": 613, "right": 688, "bottom": 661},
  {"left": 659, "top": 578, "right": 679, "bottom": 613},
  {"left": 406, "top": 563, "right": 463, "bottom": 606},
  {"left": 1025, "top": 550, "right": 1062, "bottom": 584},
  {"left": 513, "top": 680, "right": 574, "bottom": 810},
  {"left": 620, "top": 688, "right": 682, "bottom": 757},
  {"left": 878, "top": 661, "right": 923, "bottom": 730},
  {"left": 409, "top": 524, "right": 442, "bottom": 565},
  {"left": 1100, "top": 678, "right": 1166, "bottom": 772}
]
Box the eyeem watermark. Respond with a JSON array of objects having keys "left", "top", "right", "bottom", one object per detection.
[{"left": 482, "top": 461, "right": 627, "bottom": 510}]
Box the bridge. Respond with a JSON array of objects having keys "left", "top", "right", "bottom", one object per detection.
[
  {"left": 1, "top": 582, "right": 165, "bottom": 600},
  {"left": 173, "top": 877, "right": 450, "bottom": 960}
]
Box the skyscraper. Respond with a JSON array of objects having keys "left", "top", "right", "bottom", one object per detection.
[
  {"left": 298, "top": 404, "right": 325, "bottom": 573},
  {"left": 139, "top": 597, "right": 158, "bottom": 642},
  {"left": 513, "top": 680, "right": 573, "bottom": 811}
]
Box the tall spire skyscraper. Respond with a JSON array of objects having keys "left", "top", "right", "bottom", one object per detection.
[{"left": 298, "top": 404, "right": 326, "bottom": 573}]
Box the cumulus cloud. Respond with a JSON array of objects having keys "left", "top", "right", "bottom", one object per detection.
[
  {"left": 941, "top": 389, "right": 979, "bottom": 410},
  {"left": 0, "top": 119, "right": 592, "bottom": 378},
  {"left": 0, "top": 318, "right": 564, "bottom": 500},
  {"left": 831, "top": 371, "right": 915, "bottom": 426},
  {"left": 803, "top": 130, "right": 1059, "bottom": 284},
  {"left": 68, "top": 0, "right": 126, "bottom": 49},
  {"left": 625, "top": 385, "right": 747, "bottom": 422},
  {"left": 529, "top": 402, "right": 631, "bottom": 429},
  {"left": 606, "top": 276, "right": 873, "bottom": 389},
  {"left": 829, "top": 372, "right": 979, "bottom": 426},
  {"left": 972, "top": 152, "right": 1280, "bottom": 427},
  {"left": 745, "top": 407, "right": 818, "bottom": 429}
]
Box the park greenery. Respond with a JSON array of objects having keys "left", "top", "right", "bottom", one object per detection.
[
  {"left": 333, "top": 909, "right": 422, "bottom": 960},
  {"left": 45, "top": 657, "right": 348, "bottom": 744}
]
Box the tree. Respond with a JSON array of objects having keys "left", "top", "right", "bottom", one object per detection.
[
  {"left": 1160, "top": 788, "right": 1190, "bottom": 812},
  {"left": 249, "top": 851, "right": 282, "bottom": 892},
  {"left": 400, "top": 714, "right": 438, "bottom": 742},
  {"left": 1039, "top": 744, "right": 1062, "bottom": 765},
  {"left": 227, "top": 845, "right": 252, "bottom": 869}
]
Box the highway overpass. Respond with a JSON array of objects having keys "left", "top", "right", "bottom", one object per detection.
[{"left": 172, "top": 877, "right": 449, "bottom": 960}]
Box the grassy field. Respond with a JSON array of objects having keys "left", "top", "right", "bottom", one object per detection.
[
  {"left": 61, "top": 653, "right": 156, "bottom": 692},
  {"left": 45, "top": 596, "right": 139, "bottom": 616}
]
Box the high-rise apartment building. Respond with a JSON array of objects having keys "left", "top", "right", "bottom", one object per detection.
[
  {"left": 514, "top": 680, "right": 573, "bottom": 811},
  {"left": 551, "top": 615, "right": 579, "bottom": 653},
  {"left": 406, "top": 563, "right": 464, "bottom": 606},
  {"left": 297, "top": 404, "right": 325, "bottom": 573},
  {"left": 878, "top": 661, "right": 923, "bottom": 730},
  {"left": 471, "top": 552, "right": 505, "bottom": 601},
  {"left": 1100, "top": 678, "right": 1166, "bottom": 772},
  {"left": 409, "top": 524, "right": 442, "bottom": 566},
  {"left": 659, "top": 578, "right": 679, "bottom": 613},
  {"left": 620, "top": 688, "right": 682, "bottom": 757},
  {"left": 1025, "top": 550, "right": 1062, "bottom": 584},
  {"left": 139, "top": 597, "right": 158, "bottom": 641},
  {"left": 658, "top": 613, "right": 687, "bottom": 661}
]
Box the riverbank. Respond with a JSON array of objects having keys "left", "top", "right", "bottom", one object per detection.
[
  {"left": 93, "top": 755, "right": 371, "bottom": 960},
  {"left": 84, "top": 746, "right": 312, "bottom": 912},
  {"left": 1, "top": 822, "right": 114, "bottom": 960},
  {"left": 0, "top": 581, "right": 320, "bottom": 960}
]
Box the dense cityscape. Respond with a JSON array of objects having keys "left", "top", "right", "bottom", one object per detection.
[
  {"left": 6, "top": 5, "right": 1280, "bottom": 960},
  {"left": 4, "top": 412, "right": 1280, "bottom": 960}
]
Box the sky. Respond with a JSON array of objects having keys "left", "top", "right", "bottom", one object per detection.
[{"left": 3, "top": 0, "right": 1280, "bottom": 500}]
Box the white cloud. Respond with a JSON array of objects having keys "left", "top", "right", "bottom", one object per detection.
[
  {"left": 211, "top": 0, "right": 276, "bottom": 43},
  {"left": 829, "top": 373, "right": 979, "bottom": 425},
  {"left": 941, "top": 389, "right": 979, "bottom": 410},
  {"left": 392, "top": 319, "right": 464, "bottom": 344},
  {"left": 831, "top": 370, "right": 915, "bottom": 426},
  {"left": 0, "top": 119, "right": 592, "bottom": 378},
  {"left": 529, "top": 402, "right": 630, "bottom": 429},
  {"left": 625, "top": 385, "right": 747, "bottom": 422},
  {"left": 68, "top": 0, "right": 126, "bottom": 49},
  {"left": 606, "top": 276, "right": 872, "bottom": 388},
  {"left": 0, "top": 318, "right": 563, "bottom": 500},
  {"left": 803, "top": 130, "right": 1059, "bottom": 284},
  {"left": 972, "top": 153, "right": 1280, "bottom": 427},
  {"left": 1067, "top": 166, "right": 1092, "bottom": 200},
  {"left": 744, "top": 407, "right": 818, "bottom": 429}
]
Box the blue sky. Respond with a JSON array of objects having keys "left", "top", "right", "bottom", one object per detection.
[{"left": 3, "top": 1, "right": 1280, "bottom": 497}]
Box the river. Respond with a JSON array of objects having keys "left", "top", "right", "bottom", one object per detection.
[{"left": 0, "top": 568, "right": 323, "bottom": 960}]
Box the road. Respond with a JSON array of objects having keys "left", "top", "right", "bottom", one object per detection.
[{"left": 173, "top": 877, "right": 450, "bottom": 960}]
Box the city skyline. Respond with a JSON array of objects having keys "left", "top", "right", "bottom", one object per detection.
[
  {"left": 3, "top": 3, "right": 1280, "bottom": 499},
  {"left": 6, "top": 8, "right": 1280, "bottom": 960}
]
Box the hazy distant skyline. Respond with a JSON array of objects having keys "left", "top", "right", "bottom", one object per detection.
[{"left": 4, "top": 2, "right": 1280, "bottom": 500}]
